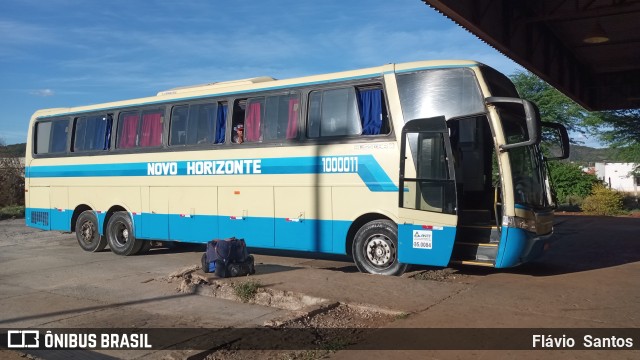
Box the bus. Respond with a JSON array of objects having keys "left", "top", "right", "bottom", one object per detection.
[{"left": 24, "top": 60, "right": 569, "bottom": 276}]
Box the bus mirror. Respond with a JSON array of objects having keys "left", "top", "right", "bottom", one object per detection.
[
  {"left": 486, "top": 97, "right": 540, "bottom": 151},
  {"left": 541, "top": 122, "right": 570, "bottom": 160}
]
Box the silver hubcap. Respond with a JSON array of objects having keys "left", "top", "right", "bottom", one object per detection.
[
  {"left": 114, "top": 222, "right": 129, "bottom": 247},
  {"left": 81, "top": 221, "right": 95, "bottom": 243},
  {"left": 365, "top": 235, "right": 393, "bottom": 267}
]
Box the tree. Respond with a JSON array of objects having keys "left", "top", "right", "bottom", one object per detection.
[
  {"left": 547, "top": 161, "right": 599, "bottom": 204},
  {"left": 509, "top": 71, "right": 602, "bottom": 137},
  {"left": 0, "top": 156, "right": 25, "bottom": 207},
  {"left": 589, "top": 110, "right": 640, "bottom": 174}
]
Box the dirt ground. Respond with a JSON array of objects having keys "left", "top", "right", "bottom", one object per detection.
[
  {"left": 1, "top": 214, "right": 639, "bottom": 360},
  {"left": 204, "top": 304, "right": 397, "bottom": 360}
]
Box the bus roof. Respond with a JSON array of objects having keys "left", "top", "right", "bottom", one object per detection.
[{"left": 32, "top": 60, "right": 482, "bottom": 119}]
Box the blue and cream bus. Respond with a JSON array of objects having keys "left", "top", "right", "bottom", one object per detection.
[{"left": 25, "top": 60, "right": 568, "bottom": 275}]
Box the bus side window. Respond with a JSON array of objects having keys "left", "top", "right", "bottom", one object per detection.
[
  {"left": 118, "top": 109, "right": 163, "bottom": 149},
  {"left": 73, "top": 114, "right": 112, "bottom": 152},
  {"left": 264, "top": 92, "right": 299, "bottom": 141},
  {"left": 307, "top": 87, "right": 362, "bottom": 138},
  {"left": 357, "top": 87, "right": 388, "bottom": 135},
  {"left": 189, "top": 103, "right": 217, "bottom": 145},
  {"left": 171, "top": 102, "right": 226, "bottom": 146},
  {"left": 170, "top": 106, "right": 188, "bottom": 146},
  {"left": 35, "top": 119, "right": 69, "bottom": 154}
]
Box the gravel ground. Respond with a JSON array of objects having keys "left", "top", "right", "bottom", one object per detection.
[
  {"left": 411, "top": 267, "right": 470, "bottom": 282},
  {"left": 204, "top": 304, "right": 397, "bottom": 360}
]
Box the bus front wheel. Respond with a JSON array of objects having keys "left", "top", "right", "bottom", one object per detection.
[
  {"left": 75, "top": 210, "right": 107, "bottom": 252},
  {"left": 106, "top": 211, "right": 142, "bottom": 256},
  {"left": 352, "top": 220, "right": 408, "bottom": 276}
]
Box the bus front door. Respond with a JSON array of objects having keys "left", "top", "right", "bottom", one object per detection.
[{"left": 398, "top": 117, "right": 458, "bottom": 267}]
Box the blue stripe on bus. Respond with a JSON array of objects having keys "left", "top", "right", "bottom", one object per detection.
[
  {"left": 25, "top": 207, "right": 349, "bottom": 255},
  {"left": 25, "top": 155, "right": 398, "bottom": 192}
]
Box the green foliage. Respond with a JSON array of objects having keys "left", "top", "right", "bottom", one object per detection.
[
  {"left": 547, "top": 161, "right": 599, "bottom": 204},
  {"left": 232, "top": 280, "right": 261, "bottom": 303},
  {"left": 622, "top": 194, "right": 640, "bottom": 211},
  {"left": 0, "top": 205, "right": 25, "bottom": 219},
  {"left": 509, "top": 71, "right": 602, "bottom": 137},
  {"left": 581, "top": 184, "right": 625, "bottom": 216},
  {"left": 0, "top": 156, "right": 25, "bottom": 207},
  {"left": 590, "top": 110, "right": 640, "bottom": 154}
]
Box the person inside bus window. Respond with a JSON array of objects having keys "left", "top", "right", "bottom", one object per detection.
[{"left": 233, "top": 124, "right": 244, "bottom": 144}]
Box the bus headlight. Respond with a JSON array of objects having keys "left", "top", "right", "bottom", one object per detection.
[{"left": 502, "top": 215, "right": 537, "bottom": 233}]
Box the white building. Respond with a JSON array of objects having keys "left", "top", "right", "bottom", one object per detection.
[{"left": 594, "top": 162, "right": 639, "bottom": 194}]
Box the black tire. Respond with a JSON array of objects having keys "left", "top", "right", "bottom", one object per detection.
[
  {"left": 352, "top": 219, "right": 408, "bottom": 276},
  {"left": 137, "top": 240, "right": 153, "bottom": 255},
  {"left": 106, "top": 211, "right": 143, "bottom": 256},
  {"left": 75, "top": 210, "right": 108, "bottom": 252}
]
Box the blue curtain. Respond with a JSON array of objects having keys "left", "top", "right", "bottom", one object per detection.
[
  {"left": 82, "top": 116, "right": 110, "bottom": 151},
  {"left": 90, "top": 117, "right": 103, "bottom": 150},
  {"left": 215, "top": 104, "right": 227, "bottom": 144},
  {"left": 51, "top": 121, "right": 68, "bottom": 153},
  {"left": 358, "top": 89, "right": 383, "bottom": 135}
]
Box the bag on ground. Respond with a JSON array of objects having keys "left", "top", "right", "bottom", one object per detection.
[{"left": 201, "top": 237, "right": 255, "bottom": 277}]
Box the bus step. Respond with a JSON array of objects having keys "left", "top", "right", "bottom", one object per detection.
[
  {"left": 456, "top": 226, "right": 501, "bottom": 243},
  {"left": 459, "top": 209, "right": 493, "bottom": 226},
  {"left": 452, "top": 243, "right": 498, "bottom": 263},
  {"left": 450, "top": 259, "right": 495, "bottom": 267}
]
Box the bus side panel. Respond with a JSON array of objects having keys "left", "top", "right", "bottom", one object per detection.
[
  {"left": 141, "top": 187, "right": 170, "bottom": 240},
  {"left": 397, "top": 224, "right": 457, "bottom": 266},
  {"left": 274, "top": 186, "right": 333, "bottom": 252},
  {"left": 169, "top": 187, "right": 219, "bottom": 242},
  {"left": 50, "top": 187, "right": 70, "bottom": 231},
  {"left": 26, "top": 186, "right": 51, "bottom": 231},
  {"left": 218, "top": 186, "right": 274, "bottom": 247},
  {"left": 332, "top": 187, "right": 399, "bottom": 255}
]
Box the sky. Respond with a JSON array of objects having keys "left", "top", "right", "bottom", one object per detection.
[{"left": 0, "top": 0, "right": 532, "bottom": 145}]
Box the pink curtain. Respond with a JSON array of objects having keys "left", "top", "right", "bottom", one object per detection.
[
  {"left": 140, "top": 112, "right": 163, "bottom": 147},
  {"left": 287, "top": 98, "right": 299, "bottom": 139},
  {"left": 118, "top": 115, "right": 139, "bottom": 148},
  {"left": 245, "top": 101, "right": 262, "bottom": 142}
]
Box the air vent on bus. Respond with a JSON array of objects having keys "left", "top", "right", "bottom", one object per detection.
[
  {"left": 30, "top": 210, "right": 49, "bottom": 226},
  {"left": 156, "top": 77, "right": 276, "bottom": 96}
]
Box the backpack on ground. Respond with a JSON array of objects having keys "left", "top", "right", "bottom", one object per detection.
[{"left": 201, "top": 237, "right": 255, "bottom": 278}]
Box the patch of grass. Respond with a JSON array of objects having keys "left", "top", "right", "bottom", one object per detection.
[
  {"left": 231, "top": 280, "right": 261, "bottom": 303},
  {"left": 395, "top": 312, "right": 410, "bottom": 320},
  {"left": 0, "top": 205, "right": 24, "bottom": 219}
]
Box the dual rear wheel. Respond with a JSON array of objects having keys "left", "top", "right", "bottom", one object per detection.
[{"left": 75, "top": 210, "right": 146, "bottom": 256}]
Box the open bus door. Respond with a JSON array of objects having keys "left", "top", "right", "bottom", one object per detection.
[{"left": 398, "top": 117, "right": 458, "bottom": 266}]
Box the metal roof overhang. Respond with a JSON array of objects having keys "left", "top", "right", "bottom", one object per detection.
[{"left": 423, "top": 0, "right": 640, "bottom": 111}]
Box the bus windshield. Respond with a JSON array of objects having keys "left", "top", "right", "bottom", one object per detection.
[{"left": 500, "top": 109, "right": 551, "bottom": 209}]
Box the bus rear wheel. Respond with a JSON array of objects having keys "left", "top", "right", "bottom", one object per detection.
[
  {"left": 75, "top": 210, "right": 107, "bottom": 252},
  {"left": 352, "top": 220, "right": 408, "bottom": 276},
  {"left": 106, "top": 211, "right": 142, "bottom": 256}
]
